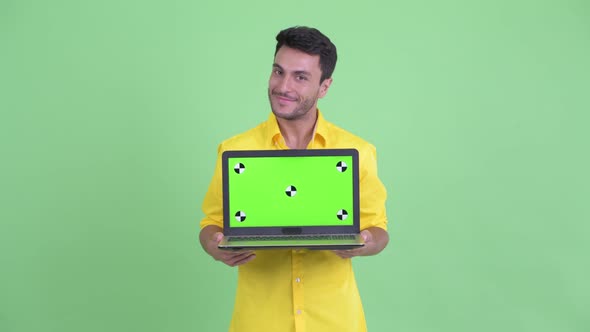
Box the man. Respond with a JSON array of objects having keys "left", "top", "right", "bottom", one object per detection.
[{"left": 200, "top": 26, "right": 389, "bottom": 332}]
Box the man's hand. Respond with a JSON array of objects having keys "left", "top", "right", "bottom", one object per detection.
[
  {"left": 333, "top": 227, "right": 388, "bottom": 259},
  {"left": 200, "top": 225, "right": 256, "bottom": 267}
]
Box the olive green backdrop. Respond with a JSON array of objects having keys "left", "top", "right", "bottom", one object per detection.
[{"left": 1, "top": 0, "right": 589, "bottom": 331}]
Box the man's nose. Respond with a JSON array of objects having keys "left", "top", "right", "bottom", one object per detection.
[{"left": 276, "top": 75, "right": 291, "bottom": 92}]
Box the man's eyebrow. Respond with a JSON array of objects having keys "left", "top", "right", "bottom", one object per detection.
[
  {"left": 294, "top": 70, "right": 312, "bottom": 76},
  {"left": 272, "top": 63, "right": 312, "bottom": 76}
]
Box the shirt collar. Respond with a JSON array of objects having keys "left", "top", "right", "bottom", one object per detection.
[{"left": 266, "top": 109, "right": 329, "bottom": 148}]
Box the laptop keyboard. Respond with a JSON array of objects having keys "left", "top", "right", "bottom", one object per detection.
[{"left": 228, "top": 235, "right": 356, "bottom": 242}]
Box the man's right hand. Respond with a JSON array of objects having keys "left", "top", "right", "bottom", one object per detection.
[{"left": 200, "top": 225, "right": 256, "bottom": 267}]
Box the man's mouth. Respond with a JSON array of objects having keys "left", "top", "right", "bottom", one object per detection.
[
  {"left": 278, "top": 96, "right": 296, "bottom": 103},
  {"left": 273, "top": 93, "right": 297, "bottom": 103}
]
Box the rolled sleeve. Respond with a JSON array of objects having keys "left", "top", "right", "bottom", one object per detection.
[
  {"left": 200, "top": 144, "right": 224, "bottom": 230},
  {"left": 359, "top": 144, "right": 388, "bottom": 231}
]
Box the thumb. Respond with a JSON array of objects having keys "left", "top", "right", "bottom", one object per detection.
[
  {"left": 213, "top": 232, "right": 224, "bottom": 243},
  {"left": 361, "top": 230, "right": 371, "bottom": 242}
]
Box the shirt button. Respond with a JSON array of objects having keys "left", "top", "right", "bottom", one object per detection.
[
  {"left": 296, "top": 310, "right": 302, "bottom": 315},
  {"left": 295, "top": 278, "right": 301, "bottom": 283}
]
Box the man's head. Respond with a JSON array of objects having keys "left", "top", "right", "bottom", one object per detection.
[
  {"left": 269, "top": 27, "right": 337, "bottom": 121},
  {"left": 274, "top": 26, "right": 337, "bottom": 83}
]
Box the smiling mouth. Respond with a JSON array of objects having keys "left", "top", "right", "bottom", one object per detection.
[
  {"left": 273, "top": 92, "right": 297, "bottom": 102},
  {"left": 277, "top": 96, "right": 296, "bottom": 103}
]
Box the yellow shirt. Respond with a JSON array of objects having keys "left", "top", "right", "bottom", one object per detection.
[{"left": 200, "top": 111, "right": 388, "bottom": 332}]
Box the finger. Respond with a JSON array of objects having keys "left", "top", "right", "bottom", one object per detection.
[
  {"left": 226, "top": 252, "right": 256, "bottom": 266},
  {"left": 222, "top": 250, "right": 254, "bottom": 261},
  {"left": 233, "top": 253, "right": 257, "bottom": 266},
  {"left": 361, "top": 230, "right": 372, "bottom": 243},
  {"left": 332, "top": 250, "right": 354, "bottom": 259},
  {"left": 213, "top": 232, "right": 224, "bottom": 243},
  {"left": 233, "top": 248, "right": 255, "bottom": 254}
]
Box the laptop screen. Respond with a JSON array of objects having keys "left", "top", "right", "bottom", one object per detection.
[{"left": 223, "top": 150, "right": 358, "bottom": 229}]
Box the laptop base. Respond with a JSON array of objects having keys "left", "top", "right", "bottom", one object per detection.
[{"left": 218, "top": 234, "right": 365, "bottom": 251}]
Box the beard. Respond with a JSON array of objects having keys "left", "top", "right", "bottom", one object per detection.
[{"left": 268, "top": 89, "right": 318, "bottom": 121}]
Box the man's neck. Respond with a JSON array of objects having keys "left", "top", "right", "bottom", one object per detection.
[{"left": 276, "top": 108, "right": 318, "bottom": 149}]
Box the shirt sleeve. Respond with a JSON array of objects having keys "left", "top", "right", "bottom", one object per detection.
[
  {"left": 200, "top": 144, "right": 224, "bottom": 230},
  {"left": 359, "top": 143, "right": 388, "bottom": 231}
]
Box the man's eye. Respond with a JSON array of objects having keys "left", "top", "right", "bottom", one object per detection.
[
  {"left": 274, "top": 70, "right": 283, "bottom": 75},
  {"left": 297, "top": 76, "right": 308, "bottom": 81}
]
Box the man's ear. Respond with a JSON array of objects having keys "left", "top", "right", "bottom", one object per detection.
[{"left": 318, "top": 77, "right": 333, "bottom": 99}]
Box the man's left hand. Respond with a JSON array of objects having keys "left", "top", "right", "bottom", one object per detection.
[{"left": 333, "top": 229, "right": 374, "bottom": 258}]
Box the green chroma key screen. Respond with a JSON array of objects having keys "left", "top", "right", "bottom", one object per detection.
[{"left": 227, "top": 155, "right": 354, "bottom": 228}]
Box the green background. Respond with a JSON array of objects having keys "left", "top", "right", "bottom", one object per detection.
[
  {"left": 1, "top": 0, "right": 589, "bottom": 331},
  {"left": 228, "top": 156, "right": 354, "bottom": 227}
]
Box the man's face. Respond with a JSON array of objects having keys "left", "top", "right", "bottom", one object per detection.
[{"left": 268, "top": 46, "right": 332, "bottom": 121}]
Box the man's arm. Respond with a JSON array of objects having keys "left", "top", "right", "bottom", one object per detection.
[
  {"left": 200, "top": 225, "right": 256, "bottom": 267},
  {"left": 199, "top": 143, "right": 256, "bottom": 267},
  {"left": 333, "top": 227, "right": 389, "bottom": 259}
]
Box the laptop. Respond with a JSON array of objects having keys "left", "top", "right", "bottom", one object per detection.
[{"left": 218, "top": 148, "right": 364, "bottom": 250}]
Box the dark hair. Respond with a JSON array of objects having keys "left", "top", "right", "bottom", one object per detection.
[{"left": 275, "top": 26, "right": 337, "bottom": 82}]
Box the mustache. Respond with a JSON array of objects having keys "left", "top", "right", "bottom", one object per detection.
[{"left": 271, "top": 91, "right": 298, "bottom": 101}]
